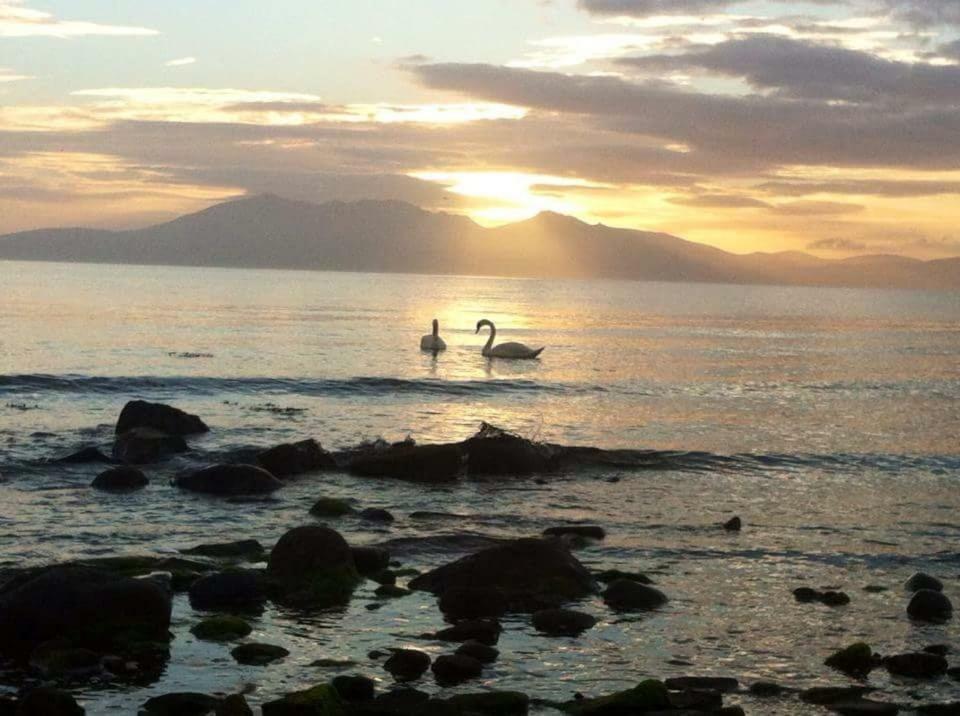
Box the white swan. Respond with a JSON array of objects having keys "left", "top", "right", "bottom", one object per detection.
[
  {"left": 420, "top": 318, "right": 447, "bottom": 352},
  {"left": 476, "top": 319, "right": 544, "bottom": 359}
]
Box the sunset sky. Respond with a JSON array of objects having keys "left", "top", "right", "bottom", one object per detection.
[{"left": 2, "top": 0, "right": 960, "bottom": 258}]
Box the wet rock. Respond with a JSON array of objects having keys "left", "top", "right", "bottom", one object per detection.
[
  {"left": 543, "top": 525, "right": 605, "bottom": 540},
  {"left": 409, "top": 538, "right": 596, "bottom": 612},
  {"left": 375, "top": 585, "right": 410, "bottom": 598},
  {"left": 455, "top": 640, "right": 499, "bottom": 664},
  {"left": 16, "top": 688, "right": 84, "bottom": 716},
  {"left": 267, "top": 526, "right": 361, "bottom": 607},
  {"left": 257, "top": 439, "right": 335, "bottom": 478},
  {"left": 442, "top": 692, "right": 529, "bottom": 715},
  {"left": 332, "top": 674, "right": 375, "bottom": 702},
  {"left": 908, "top": 589, "right": 953, "bottom": 622},
  {"left": 430, "top": 618, "right": 502, "bottom": 645},
  {"left": 174, "top": 464, "right": 282, "bottom": 495},
  {"left": 864, "top": 585, "right": 888, "bottom": 593},
  {"left": 561, "top": 679, "right": 670, "bottom": 714},
  {"left": 825, "top": 700, "right": 900, "bottom": 714},
  {"left": 432, "top": 653, "right": 483, "bottom": 685},
  {"left": 0, "top": 566, "right": 171, "bottom": 658},
  {"left": 918, "top": 704, "right": 960, "bottom": 715},
  {"left": 351, "top": 546, "right": 390, "bottom": 575},
  {"left": 28, "top": 643, "right": 101, "bottom": 678},
  {"left": 216, "top": 695, "right": 253, "bottom": 716},
  {"left": 116, "top": 400, "right": 208, "bottom": 435},
  {"left": 190, "top": 615, "right": 252, "bottom": 641},
  {"left": 749, "top": 681, "right": 788, "bottom": 697},
  {"left": 231, "top": 642, "right": 289, "bottom": 666},
  {"left": 188, "top": 569, "right": 267, "bottom": 611},
  {"left": 948, "top": 667, "right": 960, "bottom": 680},
  {"left": 665, "top": 676, "right": 739, "bottom": 693},
  {"left": 602, "top": 579, "right": 668, "bottom": 611},
  {"left": 262, "top": 684, "right": 344, "bottom": 716},
  {"left": 384, "top": 649, "right": 431, "bottom": 682},
  {"left": 532, "top": 608, "right": 597, "bottom": 636},
  {"left": 349, "top": 443, "right": 464, "bottom": 483},
  {"left": 801, "top": 686, "right": 874, "bottom": 705},
  {"left": 360, "top": 508, "right": 395, "bottom": 523},
  {"left": 793, "top": 587, "right": 850, "bottom": 606},
  {"left": 113, "top": 428, "right": 188, "bottom": 464},
  {"left": 438, "top": 587, "right": 508, "bottom": 620},
  {"left": 723, "top": 516, "right": 742, "bottom": 531},
  {"left": 463, "top": 423, "right": 552, "bottom": 476},
  {"left": 825, "top": 643, "right": 878, "bottom": 678},
  {"left": 310, "top": 497, "right": 355, "bottom": 518},
  {"left": 182, "top": 539, "right": 264, "bottom": 560},
  {"left": 907, "top": 573, "right": 944, "bottom": 593},
  {"left": 311, "top": 658, "right": 358, "bottom": 668},
  {"left": 668, "top": 688, "right": 723, "bottom": 710},
  {"left": 883, "top": 652, "right": 948, "bottom": 678},
  {"left": 924, "top": 644, "right": 950, "bottom": 656},
  {"left": 369, "top": 569, "right": 396, "bottom": 586},
  {"left": 54, "top": 446, "right": 114, "bottom": 464},
  {"left": 367, "top": 688, "right": 430, "bottom": 713},
  {"left": 595, "top": 569, "right": 653, "bottom": 585},
  {"left": 91, "top": 466, "right": 148, "bottom": 491},
  {"left": 793, "top": 587, "right": 819, "bottom": 602},
  {"left": 142, "top": 693, "right": 221, "bottom": 715}
]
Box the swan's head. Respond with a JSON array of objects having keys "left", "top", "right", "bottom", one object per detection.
[{"left": 475, "top": 319, "right": 493, "bottom": 334}]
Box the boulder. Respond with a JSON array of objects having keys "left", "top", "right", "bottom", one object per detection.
[
  {"left": 0, "top": 566, "right": 171, "bottom": 658},
  {"left": 455, "top": 640, "right": 499, "bottom": 664},
  {"left": 723, "top": 516, "right": 742, "bottom": 531},
  {"left": 825, "top": 643, "right": 878, "bottom": 678},
  {"left": 257, "top": 439, "right": 336, "bottom": 478},
  {"left": 310, "top": 498, "right": 355, "bottom": 518},
  {"left": 561, "top": 680, "right": 670, "bottom": 715},
  {"left": 906, "top": 573, "right": 944, "bottom": 593},
  {"left": 408, "top": 538, "right": 596, "bottom": 612},
  {"left": 174, "top": 464, "right": 282, "bottom": 495},
  {"left": 188, "top": 569, "right": 267, "bottom": 611},
  {"left": 463, "top": 426, "right": 552, "bottom": 476},
  {"left": 432, "top": 653, "right": 483, "bottom": 685},
  {"left": 331, "top": 674, "right": 375, "bottom": 702},
  {"left": 360, "top": 508, "right": 395, "bottom": 523},
  {"left": 351, "top": 546, "right": 390, "bottom": 576},
  {"left": 665, "top": 677, "right": 739, "bottom": 693},
  {"left": 442, "top": 692, "right": 529, "bottom": 715},
  {"left": 28, "top": 644, "right": 102, "bottom": 678},
  {"left": 532, "top": 608, "right": 597, "bottom": 636},
  {"left": 91, "top": 466, "right": 148, "bottom": 491},
  {"left": 190, "top": 615, "right": 252, "bottom": 641},
  {"left": 113, "top": 428, "right": 188, "bottom": 464},
  {"left": 348, "top": 443, "right": 464, "bottom": 483},
  {"left": 267, "top": 526, "right": 361, "bottom": 606},
  {"left": 602, "top": 579, "right": 668, "bottom": 611},
  {"left": 543, "top": 526, "right": 605, "bottom": 540},
  {"left": 262, "top": 684, "right": 345, "bottom": 716},
  {"left": 908, "top": 590, "right": 953, "bottom": 622},
  {"left": 376, "top": 585, "right": 410, "bottom": 598},
  {"left": 15, "top": 688, "right": 84, "bottom": 716},
  {"left": 181, "top": 540, "right": 264, "bottom": 560},
  {"left": 115, "top": 400, "right": 208, "bottom": 435},
  {"left": 800, "top": 686, "right": 874, "bottom": 705},
  {"left": 793, "top": 587, "right": 850, "bottom": 606},
  {"left": 595, "top": 569, "right": 653, "bottom": 585},
  {"left": 430, "top": 619, "right": 502, "bottom": 645},
  {"left": 384, "top": 649, "right": 431, "bottom": 682},
  {"left": 54, "top": 446, "right": 114, "bottom": 464},
  {"left": 231, "top": 642, "right": 289, "bottom": 666},
  {"left": 884, "top": 652, "right": 948, "bottom": 678},
  {"left": 216, "top": 695, "right": 253, "bottom": 716},
  {"left": 438, "top": 587, "right": 508, "bottom": 620},
  {"left": 141, "top": 693, "right": 220, "bottom": 715}
]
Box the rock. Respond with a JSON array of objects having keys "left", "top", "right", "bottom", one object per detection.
[
  {"left": 182, "top": 539, "right": 264, "bottom": 560},
  {"left": 947, "top": 667, "right": 960, "bottom": 680},
  {"left": 113, "top": 428, "right": 188, "bottom": 464},
  {"left": 28, "top": 643, "right": 101, "bottom": 678},
  {"left": 602, "top": 579, "right": 668, "bottom": 611},
  {"left": 349, "top": 443, "right": 464, "bottom": 483},
  {"left": 188, "top": 569, "right": 267, "bottom": 611},
  {"left": 408, "top": 538, "right": 596, "bottom": 612},
  {"left": 826, "top": 700, "right": 900, "bottom": 714},
  {"left": 532, "top": 608, "right": 597, "bottom": 636},
  {"left": 384, "top": 649, "right": 431, "bottom": 682},
  {"left": 883, "top": 652, "right": 948, "bottom": 678},
  {"left": 794, "top": 587, "right": 820, "bottom": 603},
  {"left": 455, "top": 640, "right": 499, "bottom": 664},
  {"left": 917, "top": 704, "right": 960, "bottom": 716},
  {"left": 190, "top": 615, "right": 252, "bottom": 641},
  {"left": 360, "top": 508, "right": 395, "bottom": 523},
  {"left": 908, "top": 589, "right": 953, "bottom": 622},
  {"left": 267, "top": 526, "right": 361, "bottom": 606},
  {"left": 91, "top": 466, "right": 148, "bottom": 491},
  {"left": 669, "top": 689, "right": 723, "bottom": 711},
  {"left": 664, "top": 676, "right": 739, "bottom": 693},
  {"left": 723, "top": 516, "right": 742, "bottom": 531},
  {"left": 331, "top": 675, "right": 375, "bottom": 702},
  {"left": 351, "top": 546, "right": 390, "bottom": 575},
  {"left": 543, "top": 526, "right": 606, "bottom": 540},
  {"left": 367, "top": 688, "right": 430, "bottom": 713},
  {"left": 15, "top": 688, "right": 84, "bottom": 716},
  {"left": 750, "top": 681, "right": 788, "bottom": 697},
  {"left": 257, "top": 439, "right": 335, "bottom": 477},
  {"left": 216, "top": 695, "right": 253, "bottom": 716},
  {"left": 793, "top": 587, "right": 850, "bottom": 606},
  {"left": 438, "top": 587, "right": 508, "bottom": 620},
  {"left": 595, "top": 569, "right": 653, "bottom": 585},
  {"left": 562, "top": 680, "right": 670, "bottom": 714},
  {"left": 174, "top": 464, "right": 282, "bottom": 495},
  {"left": 141, "top": 693, "right": 221, "bottom": 715},
  {"left": 231, "top": 642, "right": 289, "bottom": 666},
  {"left": 369, "top": 569, "right": 396, "bottom": 586},
  {"left": 261, "top": 684, "right": 345, "bottom": 716},
  {"left": 801, "top": 686, "right": 874, "bottom": 705},
  {"left": 376, "top": 585, "right": 410, "bottom": 598},
  {"left": 430, "top": 618, "right": 502, "bottom": 645},
  {"left": 116, "top": 400, "right": 208, "bottom": 435},
  {"left": 864, "top": 585, "right": 888, "bottom": 593},
  {"left": 432, "top": 654, "right": 483, "bottom": 685},
  {"left": 0, "top": 566, "right": 171, "bottom": 659},
  {"left": 54, "top": 446, "right": 113, "bottom": 464},
  {"left": 463, "top": 424, "right": 552, "bottom": 476},
  {"left": 924, "top": 644, "right": 950, "bottom": 656},
  {"left": 441, "top": 692, "right": 529, "bottom": 715},
  {"left": 310, "top": 498, "right": 355, "bottom": 518},
  {"left": 906, "top": 573, "right": 944, "bottom": 593},
  {"left": 825, "top": 642, "right": 877, "bottom": 678}
]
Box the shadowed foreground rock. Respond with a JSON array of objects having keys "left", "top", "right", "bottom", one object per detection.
[
  {"left": 188, "top": 569, "right": 267, "bottom": 611},
  {"left": 602, "top": 579, "right": 668, "bottom": 611},
  {"left": 113, "top": 428, "right": 188, "bottom": 464},
  {"left": 257, "top": 439, "right": 336, "bottom": 477},
  {"left": 267, "top": 526, "right": 361, "bottom": 606},
  {"left": 908, "top": 589, "right": 953, "bottom": 622},
  {"left": 409, "top": 538, "right": 596, "bottom": 612},
  {"left": 560, "top": 679, "right": 671, "bottom": 714},
  {"left": 91, "top": 466, "right": 149, "bottom": 491},
  {"left": 174, "top": 464, "right": 283, "bottom": 495},
  {"left": 348, "top": 443, "right": 464, "bottom": 483},
  {"left": 115, "top": 399, "right": 209, "bottom": 435},
  {"left": 16, "top": 688, "right": 84, "bottom": 716}
]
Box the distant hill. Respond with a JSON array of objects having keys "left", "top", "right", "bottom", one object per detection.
[{"left": 0, "top": 194, "right": 956, "bottom": 290}]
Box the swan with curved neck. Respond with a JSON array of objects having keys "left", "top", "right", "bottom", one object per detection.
[
  {"left": 475, "top": 319, "right": 544, "bottom": 359},
  {"left": 420, "top": 318, "right": 447, "bottom": 352}
]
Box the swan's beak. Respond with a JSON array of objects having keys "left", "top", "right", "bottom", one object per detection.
[{"left": 474, "top": 327, "right": 480, "bottom": 334}]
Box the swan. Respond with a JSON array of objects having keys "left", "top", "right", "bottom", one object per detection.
[
  {"left": 476, "top": 319, "right": 544, "bottom": 359},
  {"left": 420, "top": 318, "right": 447, "bottom": 352}
]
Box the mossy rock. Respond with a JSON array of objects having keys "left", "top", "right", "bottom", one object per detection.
[
  {"left": 310, "top": 498, "right": 355, "bottom": 518},
  {"left": 273, "top": 566, "right": 362, "bottom": 608},
  {"left": 262, "top": 684, "right": 345, "bottom": 716},
  {"left": 563, "top": 680, "right": 670, "bottom": 714},
  {"left": 231, "top": 642, "right": 290, "bottom": 666},
  {"left": 190, "top": 615, "right": 252, "bottom": 642}
]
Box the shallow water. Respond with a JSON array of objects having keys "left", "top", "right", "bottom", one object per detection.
[{"left": 1, "top": 260, "right": 959, "bottom": 714}]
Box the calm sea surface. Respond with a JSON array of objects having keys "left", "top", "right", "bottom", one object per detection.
[{"left": 1, "top": 260, "right": 959, "bottom": 714}]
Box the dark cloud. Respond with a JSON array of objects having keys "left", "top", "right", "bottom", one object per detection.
[
  {"left": 670, "top": 193, "right": 770, "bottom": 208},
  {"left": 620, "top": 35, "right": 960, "bottom": 105},
  {"left": 807, "top": 237, "right": 870, "bottom": 251},
  {"left": 881, "top": 0, "right": 960, "bottom": 27},
  {"left": 771, "top": 200, "right": 865, "bottom": 216},
  {"left": 938, "top": 39, "right": 960, "bottom": 59},
  {"left": 756, "top": 179, "right": 960, "bottom": 197},
  {"left": 578, "top": 0, "right": 735, "bottom": 17}
]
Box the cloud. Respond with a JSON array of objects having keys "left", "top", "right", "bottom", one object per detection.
[
  {"left": 165, "top": 57, "right": 196, "bottom": 67},
  {"left": 880, "top": 0, "right": 960, "bottom": 27},
  {"left": 807, "top": 237, "right": 870, "bottom": 251},
  {"left": 0, "top": 67, "right": 30, "bottom": 83},
  {"left": 578, "top": 0, "right": 736, "bottom": 18},
  {"left": 757, "top": 179, "right": 960, "bottom": 197},
  {"left": 670, "top": 193, "right": 770, "bottom": 208},
  {"left": 771, "top": 200, "right": 865, "bottom": 216},
  {"left": 0, "top": 1, "right": 158, "bottom": 38}
]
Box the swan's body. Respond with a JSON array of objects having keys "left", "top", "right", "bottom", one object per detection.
[
  {"left": 476, "top": 319, "right": 544, "bottom": 360},
  {"left": 420, "top": 318, "right": 447, "bottom": 352}
]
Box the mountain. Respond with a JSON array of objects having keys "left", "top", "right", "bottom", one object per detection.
[{"left": 0, "top": 194, "right": 956, "bottom": 290}]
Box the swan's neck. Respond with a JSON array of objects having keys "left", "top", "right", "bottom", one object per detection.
[
  {"left": 483, "top": 324, "right": 496, "bottom": 354},
  {"left": 432, "top": 322, "right": 439, "bottom": 338}
]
